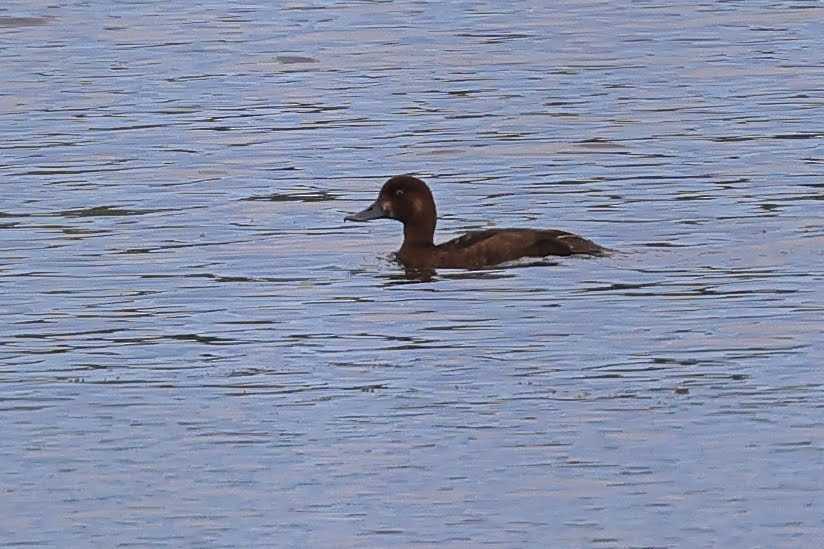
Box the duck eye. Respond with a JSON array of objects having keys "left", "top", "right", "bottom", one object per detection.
[{"left": 395, "top": 189, "right": 404, "bottom": 197}]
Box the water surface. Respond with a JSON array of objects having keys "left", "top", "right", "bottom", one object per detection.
[{"left": 1, "top": 1, "right": 822, "bottom": 546}]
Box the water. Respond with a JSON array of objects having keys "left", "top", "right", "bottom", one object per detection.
[{"left": 1, "top": 0, "right": 822, "bottom": 546}]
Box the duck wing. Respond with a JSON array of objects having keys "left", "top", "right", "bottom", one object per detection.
[{"left": 439, "top": 229, "right": 602, "bottom": 257}]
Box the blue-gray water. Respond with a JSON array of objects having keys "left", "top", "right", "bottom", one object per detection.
[{"left": 1, "top": 1, "right": 822, "bottom": 546}]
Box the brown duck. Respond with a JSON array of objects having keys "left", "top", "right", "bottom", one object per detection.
[{"left": 345, "top": 175, "right": 604, "bottom": 269}]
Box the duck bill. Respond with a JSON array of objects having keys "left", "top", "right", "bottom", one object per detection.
[{"left": 344, "top": 199, "right": 389, "bottom": 222}]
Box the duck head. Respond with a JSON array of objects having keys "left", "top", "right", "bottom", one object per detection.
[{"left": 345, "top": 175, "right": 437, "bottom": 245}]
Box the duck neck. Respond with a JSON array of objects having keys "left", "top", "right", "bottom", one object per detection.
[{"left": 402, "top": 219, "right": 436, "bottom": 248}]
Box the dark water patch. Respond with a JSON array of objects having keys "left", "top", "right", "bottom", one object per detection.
[
  {"left": 166, "top": 333, "right": 237, "bottom": 345},
  {"left": 120, "top": 237, "right": 252, "bottom": 254},
  {"left": 86, "top": 123, "right": 173, "bottom": 132},
  {"left": 17, "top": 166, "right": 137, "bottom": 176},
  {"left": 276, "top": 55, "right": 319, "bottom": 64},
  {"left": 243, "top": 190, "right": 338, "bottom": 202},
  {"left": 10, "top": 327, "right": 124, "bottom": 339},
  {"left": 643, "top": 242, "right": 692, "bottom": 248},
  {"left": 0, "top": 16, "right": 51, "bottom": 27},
  {"left": 711, "top": 132, "right": 822, "bottom": 142},
  {"left": 581, "top": 281, "right": 662, "bottom": 293},
  {"left": 59, "top": 206, "right": 158, "bottom": 218}
]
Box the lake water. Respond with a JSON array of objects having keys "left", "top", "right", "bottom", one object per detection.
[{"left": 1, "top": 0, "right": 822, "bottom": 546}]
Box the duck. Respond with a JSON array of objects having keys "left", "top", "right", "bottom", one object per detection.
[{"left": 344, "top": 175, "right": 604, "bottom": 270}]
